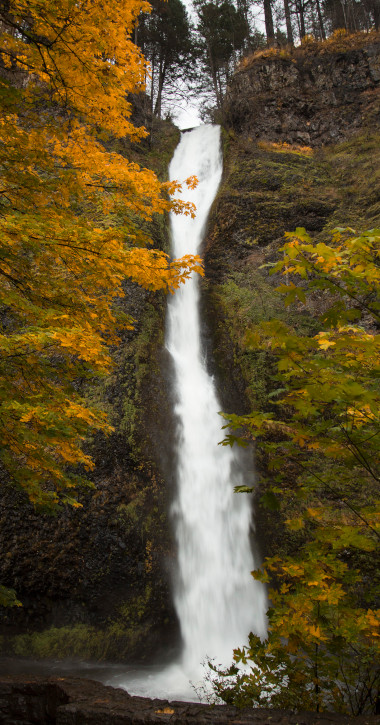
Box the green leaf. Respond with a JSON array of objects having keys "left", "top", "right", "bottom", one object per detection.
[
  {"left": 260, "top": 490, "right": 281, "bottom": 510},
  {"left": 0, "top": 585, "right": 22, "bottom": 608}
]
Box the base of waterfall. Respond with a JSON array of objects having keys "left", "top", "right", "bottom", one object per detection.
[
  {"left": 109, "top": 661, "right": 207, "bottom": 702},
  {"left": 0, "top": 674, "right": 377, "bottom": 725},
  {"left": 0, "top": 656, "right": 220, "bottom": 703}
]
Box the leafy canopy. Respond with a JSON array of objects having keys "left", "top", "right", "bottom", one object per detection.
[
  {"left": 0, "top": 0, "right": 200, "bottom": 508},
  {"left": 217, "top": 228, "right": 380, "bottom": 715}
]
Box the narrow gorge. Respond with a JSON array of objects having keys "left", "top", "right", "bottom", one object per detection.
[{"left": 0, "top": 30, "right": 379, "bottom": 724}]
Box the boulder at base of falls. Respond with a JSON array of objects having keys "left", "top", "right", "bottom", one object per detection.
[{"left": 0, "top": 676, "right": 378, "bottom": 725}]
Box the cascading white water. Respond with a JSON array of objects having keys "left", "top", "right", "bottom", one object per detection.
[
  {"left": 167, "top": 124, "right": 267, "bottom": 681},
  {"left": 113, "top": 125, "right": 267, "bottom": 702}
]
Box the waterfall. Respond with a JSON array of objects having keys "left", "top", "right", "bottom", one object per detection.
[
  {"left": 167, "top": 125, "right": 267, "bottom": 677},
  {"left": 114, "top": 125, "right": 267, "bottom": 701}
]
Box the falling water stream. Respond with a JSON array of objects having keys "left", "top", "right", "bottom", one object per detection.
[
  {"left": 110, "top": 125, "right": 267, "bottom": 700},
  {"left": 167, "top": 124, "right": 267, "bottom": 666}
]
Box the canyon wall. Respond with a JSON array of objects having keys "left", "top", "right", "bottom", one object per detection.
[
  {"left": 225, "top": 33, "right": 380, "bottom": 146},
  {"left": 203, "top": 32, "right": 380, "bottom": 566}
]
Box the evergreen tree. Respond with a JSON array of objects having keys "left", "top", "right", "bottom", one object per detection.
[
  {"left": 136, "top": 0, "right": 197, "bottom": 118},
  {"left": 194, "top": 0, "right": 249, "bottom": 111}
]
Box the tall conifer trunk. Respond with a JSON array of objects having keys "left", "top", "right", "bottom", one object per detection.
[
  {"left": 296, "top": 0, "right": 306, "bottom": 38},
  {"left": 264, "top": 0, "right": 275, "bottom": 45},
  {"left": 283, "top": 0, "right": 294, "bottom": 44},
  {"left": 316, "top": 0, "right": 326, "bottom": 38}
]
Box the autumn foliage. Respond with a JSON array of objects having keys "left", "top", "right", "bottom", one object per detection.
[
  {"left": 0, "top": 0, "right": 201, "bottom": 507},
  {"left": 217, "top": 228, "right": 380, "bottom": 714}
]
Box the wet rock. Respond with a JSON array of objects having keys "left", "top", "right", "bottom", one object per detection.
[{"left": 0, "top": 676, "right": 378, "bottom": 725}]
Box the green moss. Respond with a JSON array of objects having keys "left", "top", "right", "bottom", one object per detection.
[
  {"left": 134, "top": 302, "right": 165, "bottom": 388},
  {"left": 209, "top": 139, "right": 335, "bottom": 260},
  {"left": 322, "top": 132, "right": 380, "bottom": 229},
  {"left": 116, "top": 493, "right": 146, "bottom": 526},
  {"left": 6, "top": 582, "right": 156, "bottom": 662},
  {"left": 8, "top": 622, "right": 148, "bottom": 661},
  {"left": 211, "top": 269, "right": 318, "bottom": 410},
  {"left": 85, "top": 296, "right": 166, "bottom": 462},
  {"left": 119, "top": 392, "right": 138, "bottom": 447},
  {"left": 117, "top": 585, "right": 152, "bottom": 625},
  {"left": 145, "top": 120, "right": 180, "bottom": 166},
  {"left": 215, "top": 274, "right": 282, "bottom": 327}
]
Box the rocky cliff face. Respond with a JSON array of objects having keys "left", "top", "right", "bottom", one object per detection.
[
  {"left": 225, "top": 34, "right": 380, "bottom": 146},
  {"left": 203, "top": 33, "right": 380, "bottom": 564}
]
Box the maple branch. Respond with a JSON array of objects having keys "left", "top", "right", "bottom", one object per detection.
[
  {"left": 338, "top": 657, "right": 355, "bottom": 714},
  {"left": 0, "top": 344, "right": 56, "bottom": 361},
  {"left": 0, "top": 13, "right": 55, "bottom": 49},
  {"left": 288, "top": 246, "right": 380, "bottom": 322},
  {"left": 0, "top": 47, "right": 39, "bottom": 72},
  {"left": 294, "top": 458, "right": 380, "bottom": 540},
  {"left": 317, "top": 271, "right": 380, "bottom": 322},
  {"left": 50, "top": 26, "right": 94, "bottom": 77},
  {"left": 0, "top": 265, "right": 29, "bottom": 291},
  {"left": 37, "top": 10, "right": 77, "bottom": 49},
  {"left": 44, "top": 46, "right": 70, "bottom": 106},
  {"left": 337, "top": 422, "right": 380, "bottom": 483}
]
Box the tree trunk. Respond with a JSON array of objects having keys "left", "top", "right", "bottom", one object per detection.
[
  {"left": 297, "top": 0, "right": 306, "bottom": 38},
  {"left": 283, "top": 0, "right": 294, "bottom": 44},
  {"left": 340, "top": 0, "right": 348, "bottom": 30},
  {"left": 150, "top": 57, "right": 155, "bottom": 115},
  {"left": 295, "top": 8, "right": 302, "bottom": 38},
  {"left": 237, "top": 0, "right": 251, "bottom": 48},
  {"left": 374, "top": 0, "right": 380, "bottom": 30},
  {"left": 206, "top": 40, "right": 223, "bottom": 108},
  {"left": 263, "top": 0, "right": 275, "bottom": 46},
  {"left": 154, "top": 58, "right": 167, "bottom": 118},
  {"left": 315, "top": 0, "right": 326, "bottom": 38},
  {"left": 154, "top": 58, "right": 162, "bottom": 118},
  {"left": 154, "top": 82, "right": 162, "bottom": 119}
]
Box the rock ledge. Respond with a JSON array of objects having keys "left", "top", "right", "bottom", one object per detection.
[{"left": 0, "top": 675, "right": 378, "bottom": 724}]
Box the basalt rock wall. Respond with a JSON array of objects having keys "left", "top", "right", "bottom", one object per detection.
[{"left": 225, "top": 35, "right": 380, "bottom": 146}]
